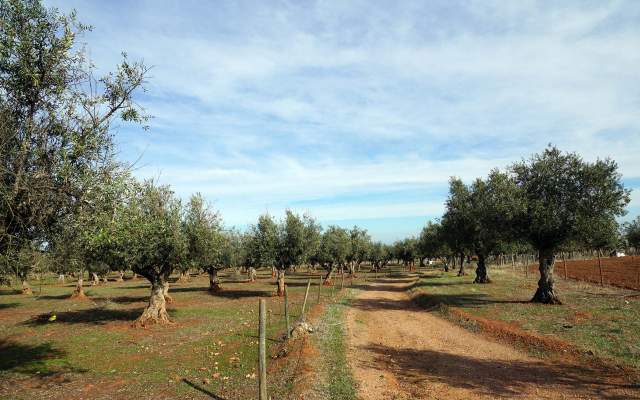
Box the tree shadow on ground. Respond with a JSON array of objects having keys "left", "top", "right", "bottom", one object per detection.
[
  {"left": 412, "top": 293, "right": 529, "bottom": 309},
  {"left": 0, "top": 302, "right": 19, "bottom": 310},
  {"left": 412, "top": 279, "right": 476, "bottom": 287},
  {"left": 107, "top": 295, "right": 148, "bottom": 304},
  {"left": 121, "top": 284, "right": 150, "bottom": 290},
  {"left": 23, "top": 307, "right": 144, "bottom": 326},
  {"left": 349, "top": 293, "right": 527, "bottom": 312},
  {"left": 36, "top": 293, "right": 73, "bottom": 300},
  {"left": 165, "top": 286, "right": 208, "bottom": 293},
  {"left": 221, "top": 278, "right": 250, "bottom": 284},
  {"left": 348, "top": 284, "right": 413, "bottom": 293},
  {"left": 0, "top": 339, "right": 85, "bottom": 377},
  {"left": 360, "top": 343, "right": 637, "bottom": 400},
  {"left": 210, "top": 289, "right": 272, "bottom": 299},
  {"left": 182, "top": 378, "right": 227, "bottom": 399}
]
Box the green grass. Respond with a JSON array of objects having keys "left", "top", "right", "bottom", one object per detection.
[
  {"left": 409, "top": 267, "right": 640, "bottom": 369},
  {"left": 314, "top": 291, "right": 358, "bottom": 400},
  {"left": 0, "top": 269, "right": 344, "bottom": 399}
]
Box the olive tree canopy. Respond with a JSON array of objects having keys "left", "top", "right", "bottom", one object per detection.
[
  {"left": 511, "top": 146, "right": 630, "bottom": 304},
  {"left": 0, "top": 0, "right": 148, "bottom": 291}
]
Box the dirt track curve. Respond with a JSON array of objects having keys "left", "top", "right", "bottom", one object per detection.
[{"left": 345, "top": 275, "right": 639, "bottom": 400}]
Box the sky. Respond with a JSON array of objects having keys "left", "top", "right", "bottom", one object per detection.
[{"left": 45, "top": 0, "right": 640, "bottom": 243}]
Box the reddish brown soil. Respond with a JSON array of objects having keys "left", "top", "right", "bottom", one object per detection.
[
  {"left": 345, "top": 276, "right": 640, "bottom": 399},
  {"left": 527, "top": 256, "right": 640, "bottom": 290}
]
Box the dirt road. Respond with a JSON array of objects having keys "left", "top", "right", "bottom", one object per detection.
[{"left": 345, "top": 275, "right": 639, "bottom": 399}]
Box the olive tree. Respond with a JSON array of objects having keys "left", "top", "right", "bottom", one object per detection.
[
  {"left": 369, "top": 241, "right": 390, "bottom": 271},
  {"left": 122, "top": 181, "right": 186, "bottom": 326},
  {"left": 418, "top": 221, "right": 450, "bottom": 270},
  {"left": 302, "top": 214, "right": 322, "bottom": 270},
  {"left": 245, "top": 214, "right": 278, "bottom": 278},
  {"left": 182, "top": 193, "right": 224, "bottom": 292},
  {"left": 511, "top": 146, "right": 630, "bottom": 304},
  {"left": 0, "top": 0, "right": 148, "bottom": 292},
  {"left": 467, "top": 170, "right": 523, "bottom": 283},
  {"left": 623, "top": 217, "right": 640, "bottom": 255},
  {"left": 394, "top": 238, "right": 417, "bottom": 270},
  {"left": 441, "top": 178, "right": 474, "bottom": 276},
  {"left": 347, "top": 226, "right": 371, "bottom": 275},
  {"left": 273, "top": 210, "right": 306, "bottom": 296},
  {"left": 318, "top": 226, "right": 351, "bottom": 284}
]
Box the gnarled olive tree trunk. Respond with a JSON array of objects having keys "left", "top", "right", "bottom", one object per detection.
[
  {"left": 347, "top": 262, "right": 356, "bottom": 277},
  {"left": 208, "top": 268, "right": 222, "bottom": 292},
  {"left": 457, "top": 253, "right": 466, "bottom": 276},
  {"left": 135, "top": 279, "right": 171, "bottom": 326},
  {"left": 116, "top": 270, "right": 124, "bottom": 282},
  {"left": 323, "top": 267, "right": 335, "bottom": 285},
  {"left": 71, "top": 275, "right": 86, "bottom": 298},
  {"left": 177, "top": 271, "right": 189, "bottom": 282},
  {"left": 531, "top": 248, "right": 562, "bottom": 304},
  {"left": 474, "top": 254, "right": 490, "bottom": 283},
  {"left": 163, "top": 281, "right": 173, "bottom": 303},
  {"left": 247, "top": 267, "right": 256, "bottom": 282},
  {"left": 21, "top": 280, "right": 32, "bottom": 295},
  {"left": 276, "top": 269, "right": 286, "bottom": 296}
]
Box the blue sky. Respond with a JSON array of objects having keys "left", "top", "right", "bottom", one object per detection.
[{"left": 46, "top": 0, "right": 640, "bottom": 242}]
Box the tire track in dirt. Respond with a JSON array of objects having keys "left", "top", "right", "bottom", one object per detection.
[{"left": 345, "top": 275, "right": 639, "bottom": 399}]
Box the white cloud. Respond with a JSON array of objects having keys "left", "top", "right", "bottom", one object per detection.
[{"left": 45, "top": 0, "right": 640, "bottom": 238}]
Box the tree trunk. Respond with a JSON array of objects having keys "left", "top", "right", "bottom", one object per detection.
[
  {"left": 323, "top": 267, "right": 334, "bottom": 286},
  {"left": 208, "top": 268, "right": 222, "bottom": 292},
  {"left": 597, "top": 250, "right": 603, "bottom": 286},
  {"left": 248, "top": 267, "right": 257, "bottom": 282},
  {"left": 444, "top": 260, "right": 449, "bottom": 272},
  {"left": 135, "top": 279, "right": 171, "bottom": 326},
  {"left": 116, "top": 270, "right": 124, "bottom": 282},
  {"left": 271, "top": 266, "right": 276, "bottom": 278},
  {"left": 276, "top": 269, "right": 285, "bottom": 296},
  {"left": 91, "top": 273, "right": 99, "bottom": 286},
  {"left": 457, "top": 253, "right": 466, "bottom": 276},
  {"left": 21, "top": 280, "right": 32, "bottom": 295},
  {"left": 102, "top": 276, "right": 108, "bottom": 284},
  {"left": 531, "top": 248, "right": 562, "bottom": 304},
  {"left": 58, "top": 274, "right": 65, "bottom": 284},
  {"left": 177, "top": 271, "right": 189, "bottom": 282},
  {"left": 348, "top": 262, "right": 356, "bottom": 277},
  {"left": 474, "top": 254, "right": 491, "bottom": 283},
  {"left": 163, "top": 281, "right": 173, "bottom": 303},
  {"left": 132, "top": 273, "right": 138, "bottom": 279},
  {"left": 71, "top": 276, "right": 86, "bottom": 298}
]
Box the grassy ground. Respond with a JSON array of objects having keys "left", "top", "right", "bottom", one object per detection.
[
  {"left": 0, "top": 269, "right": 345, "bottom": 399},
  {"left": 409, "top": 266, "right": 640, "bottom": 369},
  {"left": 311, "top": 290, "right": 358, "bottom": 400}
]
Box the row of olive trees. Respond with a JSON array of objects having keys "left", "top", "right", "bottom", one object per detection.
[
  {"left": 0, "top": 0, "right": 243, "bottom": 326},
  {"left": 413, "top": 146, "right": 631, "bottom": 304},
  {"left": 240, "top": 212, "right": 397, "bottom": 295}
]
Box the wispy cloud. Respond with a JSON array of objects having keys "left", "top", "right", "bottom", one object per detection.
[{"left": 46, "top": 0, "right": 640, "bottom": 240}]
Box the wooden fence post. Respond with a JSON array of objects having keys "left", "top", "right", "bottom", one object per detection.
[
  {"left": 284, "top": 286, "right": 290, "bottom": 339},
  {"left": 301, "top": 279, "right": 311, "bottom": 321},
  {"left": 597, "top": 250, "right": 603, "bottom": 286},
  {"left": 259, "top": 299, "right": 267, "bottom": 400}
]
